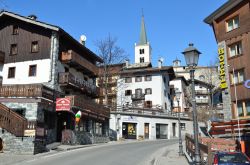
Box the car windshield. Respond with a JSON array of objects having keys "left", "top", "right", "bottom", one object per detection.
[{"left": 218, "top": 153, "right": 250, "bottom": 164}]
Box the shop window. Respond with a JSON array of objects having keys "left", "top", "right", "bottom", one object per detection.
[
  {"left": 145, "top": 101, "right": 152, "bottom": 108},
  {"left": 8, "top": 67, "right": 15, "bottom": 78},
  {"left": 246, "top": 101, "right": 250, "bottom": 116},
  {"left": 226, "top": 16, "right": 239, "bottom": 32},
  {"left": 125, "top": 77, "right": 132, "bottom": 83},
  {"left": 237, "top": 101, "right": 244, "bottom": 117},
  {"left": 180, "top": 123, "right": 186, "bottom": 130}
]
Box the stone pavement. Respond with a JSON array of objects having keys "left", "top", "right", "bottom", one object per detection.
[{"left": 0, "top": 140, "right": 191, "bottom": 165}]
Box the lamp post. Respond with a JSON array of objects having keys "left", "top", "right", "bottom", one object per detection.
[
  {"left": 175, "top": 88, "right": 183, "bottom": 156},
  {"left": 182, "top": 43, "right": 201, "bottom": 165}
]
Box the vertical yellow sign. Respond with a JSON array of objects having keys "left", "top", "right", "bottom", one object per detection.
[{"left": 218, "top": 47, "right": 228, "bottom": 89}]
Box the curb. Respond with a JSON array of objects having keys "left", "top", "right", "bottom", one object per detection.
[{"left": 184, "top": 150, "right": 193, "bottom": 164}]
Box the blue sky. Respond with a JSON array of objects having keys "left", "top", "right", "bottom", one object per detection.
[{"left": 1, "top": 0, "right": 227, "bottom": 67}]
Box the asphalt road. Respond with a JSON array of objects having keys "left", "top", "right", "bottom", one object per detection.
[{"left": 16, "top": 139, "right": 178, "bottom": 165}]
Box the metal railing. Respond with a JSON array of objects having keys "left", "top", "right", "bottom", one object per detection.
[{"left": 131, "top": 93, "right": 145, "bottom": 100}]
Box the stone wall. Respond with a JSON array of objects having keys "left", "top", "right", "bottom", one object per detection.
[{"left": 0, "top": 128, "right": 35, "bottom": 154}]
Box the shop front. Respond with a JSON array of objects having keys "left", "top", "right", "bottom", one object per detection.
[{"left": 122, "top": 122, "right": 137, "bottom": 139}]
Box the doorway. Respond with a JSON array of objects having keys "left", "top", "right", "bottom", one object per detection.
[
  {"left": 122, "top": 122, "right": 137, "bottom": 139},
  {"left": 156, "top": 124, "right": 168, "bottom": 139},
  {"left": 144, "top": 123, "right": 149, "bottom": 139},
  {"left": 172, "top": 123, "right": 176, "bottom": 137}
]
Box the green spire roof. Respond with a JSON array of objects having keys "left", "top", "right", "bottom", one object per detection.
[{"left": 139, "top": 14, "right": 147, "bottom": 45}]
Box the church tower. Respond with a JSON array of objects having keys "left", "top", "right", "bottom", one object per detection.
[{"left": 134, "top": 14, "right": 151, "bottom": 65}]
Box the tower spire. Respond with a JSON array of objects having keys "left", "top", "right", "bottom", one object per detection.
[{"left": 139, "top": 10, "right": 147, "bottom": 45}]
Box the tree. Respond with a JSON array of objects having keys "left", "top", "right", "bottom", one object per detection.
[{"left": 95, "top": 35, "right": 127, "bottom": 106}]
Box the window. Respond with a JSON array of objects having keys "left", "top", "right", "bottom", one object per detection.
[
  {"left": 165, "top": 103, "right": 167, "bottom": 109},
  {"left": 145, "top": 88, "right": 152, "bottom": 95},
  {"left": 237, "top": 101, "right": 244, "bottom": 117},
  {"left": 140, "top": 57, "right": 144, "bottom": 63},
  {"left": 145, "top": 75, "right": 152, "bottom": 81},
  {"left": 135, "top": 76, "right": 142, "bottom": 82},
  {"left": 125, "top": 90, "right": 132, "bottom": 96},
  {"left": 10, "top": 44, "right": 17, "bottom": 55},
  {"left": 125, "top": 77, "right": 132, "bottom": 83},
  {"left": 139, "top": 49, "right": 144, "bottom": 54},
  {"left": 145, "top": 101, "right": 152, "bottom": 108},
  {"left": 8, "top": 67, "right": 16, "bottom": 78},
  {"left": 163, "top": 77, "right": 166, "bottom": 83},
  {"left": 230, "top": 69, "right": 244, "bottom": 85},
  {"left": 246, "top": 101, "right": 250, "bottom": 116},
  {"left": 12, "top": 25, "right": 19, "bottom": 35},
  {"left": 226, "top": 16, "right": 239, "bottom": 32},
  {"left": 229, "top": 42, "right": 242, "bottom": 57},
  {"left": 29, "top": 65, "right": 37, "bottom": 77},
  {"left": 180, "top": 123, "right": 186, "bottom": 130},
  {"left": 31, "top": 41, "right": 39, "bottom": 53},
  {"left": 135, "top": 88, "right": 142, "bottom": 96}
]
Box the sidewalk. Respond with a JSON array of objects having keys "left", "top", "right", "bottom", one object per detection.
[{"left": 151, "top": 142, "right": 190, "bottom": 165}]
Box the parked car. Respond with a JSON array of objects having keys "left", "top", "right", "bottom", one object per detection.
[{"left": 213, "top": 151, "right": 250, "bottom": 165}]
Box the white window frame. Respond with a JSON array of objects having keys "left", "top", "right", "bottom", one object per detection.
[
  {"left": 226, "top": 16, "right": 239, "bottom": 32},
  {"left": 229, "top": 42, "right": 242, "bottom": 57}
]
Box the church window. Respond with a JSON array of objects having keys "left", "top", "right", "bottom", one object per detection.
[
  {"left": 140, "top": 57, "right": 144, "bottom": 63},
  {"left": 139, "top": 49, "right": 144, "bottom": 54}
]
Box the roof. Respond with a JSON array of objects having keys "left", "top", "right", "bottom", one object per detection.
[
  {"left": 138, "top": 14, "right": 147, "bottom": 45},
  {"left": 173, "top": 76, "right": 189, "bottom": 86},
  {"left": 0, "top": 10, "right": 103, "bottom": 63},
  {"left": 204, "top": 0, "right": 245, "bottom": 24},
  {"left": 120, "top": 66, "right": 176, "bottom": 80},
  {"left": 188, "top": 79, "right": 215, "bottom": 88}
]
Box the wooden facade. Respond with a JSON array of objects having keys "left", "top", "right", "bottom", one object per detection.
[
  {"left": 0, "top": 17, "right": 51, "bottom": 63},
  {"left": 205, "top": 0, "right": 250, "bottom": 119}
]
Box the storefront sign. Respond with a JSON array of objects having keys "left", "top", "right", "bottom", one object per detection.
[
  {"left": 56, "top": 98, "right": 71, "bottom": 111},
  {"left": 218, "top": 47, "right": 228, "bottom": 89},
  {"left": 24, "top": 129, "right": 36, "bottom": 137}
]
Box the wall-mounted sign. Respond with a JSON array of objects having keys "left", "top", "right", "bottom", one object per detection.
[
  {"left": 218, "top": 47, "right": 228, "bottom": 89},
  {"left": 244, "top": 80, "right": 250, "bottom": 89},
  {"left": 56, "top": 98, "right": 71, "bottom": 111},
  {"left": 24, "top": 130, "right": 36, "bottom": 137}
]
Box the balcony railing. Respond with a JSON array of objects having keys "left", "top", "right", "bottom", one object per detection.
[
  {"left": 61, "top": 50, "right": 98, "bottom": 76},
  {"left": 131, "top": 93, "right": 145, "bottom": 100},
  {"left": 196, "top": 99, "right": 209, "bottom": 104},
  {"left": 195, "top": 90, "right": 209, "bottom": 95},
  {"left": 59, "top": 72, "right": 99, "bottom": 97},
  {"left": 66, "top": 95, "right": 110, "bottom": 118},
  {"left": 0, "top": 84, "right": 54, "bottom": 100}
]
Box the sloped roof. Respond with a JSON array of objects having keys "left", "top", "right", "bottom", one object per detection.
[
  {"left": 0, "top": 10, "right": 103, "bottom": 63},
  {"left": 204, "top": 0, "right": 245, "bottom": 24}
]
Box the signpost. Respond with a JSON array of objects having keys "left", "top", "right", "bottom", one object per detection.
[{"left": 56, "top": 98, "right": 71, "bottom": 111}]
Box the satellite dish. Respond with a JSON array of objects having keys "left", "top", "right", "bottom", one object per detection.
[{"left": 80, "top": 35, "right": 87, "bottom": 42}]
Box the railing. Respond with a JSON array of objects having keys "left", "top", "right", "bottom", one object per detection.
[
  {"left": 59, "top": 72, "right": 98, "bottom": 97},
  {"left": 185, "top": 133, "right": 237, "bottom": 165},
  {"left": 0, "top": 84, "right": 54, "bottom": 100},
  {"left": 66, "top": 95, "right": 110, "bottom": 118},
  {"left": 61, "top": 50, "right": 98, "bottom": 75},
  {"left": 196, "top": 99, "right": 209, "bottom": 104},
  {"left": 195, "top": 90, "right": 208, "bottom": 95},
  {"left": 131, "top": 94, "right": 145, "bottom": 100},
  {"left": 0, "top": 103, "right": 27, "bottom": 137}
]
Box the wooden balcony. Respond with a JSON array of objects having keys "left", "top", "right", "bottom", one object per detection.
[
  {"left": 66, "top": 95, "right": 110, "bottom": 119},
  {"left": 61, "top": 50, "right": 98, "bottom": 76},
  {"left": 0, "top": 84, "right": 54, "bottom": 100},
  {"left": 59, "top": 72, "right": 99, "bottom": 97}
]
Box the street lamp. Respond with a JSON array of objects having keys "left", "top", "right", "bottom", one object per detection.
[
  {"left": 175, "top": 88, "right": 183, "bottom": 156},
  {"left": 182, "top": 43, "right": 201, "bottom": 165}
]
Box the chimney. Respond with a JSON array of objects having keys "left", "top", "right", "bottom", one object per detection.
[
  {"left": 125, "top": 59, "right": 129, "bottom": 68},
  {"left": 28, "top": 14, "right": 37, "bottom": 20},
  {"left": 158, "top": 57, "right": 164, "bottom": 68},
  {"left": 80, "top": 35, "right": 87, "bottom": 46}
]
